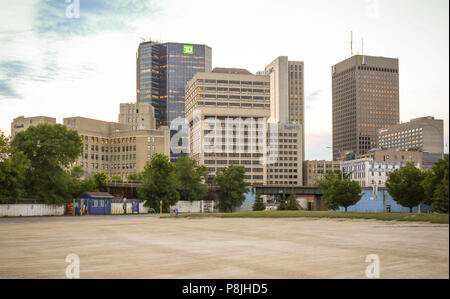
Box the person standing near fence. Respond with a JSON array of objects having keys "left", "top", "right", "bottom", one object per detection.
[{"left": 122, "top": 197, "right": 127, "bottom": 215}]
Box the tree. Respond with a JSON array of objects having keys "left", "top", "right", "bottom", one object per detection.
[
  {"left": 422, "top": 155, "right": 449, "bottom": 213},
  {"left": 386, "top": 162, "right": 425, "bottom": 213},
  {"left": 277, "top": 195, "right": 288, "bottom": 211},
  {"left": 0, "top": 131, "right": 29, "bottom": 202},
  {"left": 252, "top": 195, "right": 266, "bottom": 211},
  {"left": 317, "top": 173, "right": 341, "bottom": 210},
  {"left": 175, "top": 156, "right": 209, "bottom": 202},
  {"left": 286, "top": 193, "right": 300, "bottom": 210},
  {"left": 111, "top": 175, "right": 123, "bottom": 183},
  {"left": 215, "top": 165, "right": 250, "bottom": 212},
  {"left": 317, "top": 172, "right": 362, "bottom": 211},
  {"left": 11, "top": 124, "right": 83, "bottom": 204},
  {"left": 127, "top": 172, "right": 143, "bottom": 183},
  {"left": 93, "top": 172, "right": 109, "bottom": 189},
  {"left": 138, "top": 154, "right": 180, "bottom": 212}
]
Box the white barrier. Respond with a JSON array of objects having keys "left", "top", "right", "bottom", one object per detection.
[
  {"left": 0, "top": 204, "right": 65, "bottom": 217},
  {"left": 111, "top": 202, "right": 149, "bottom": 215}
]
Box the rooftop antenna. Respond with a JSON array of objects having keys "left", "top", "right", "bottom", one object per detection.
[{"left": 351, "top": 31, "right": 353, "bottom": 57}]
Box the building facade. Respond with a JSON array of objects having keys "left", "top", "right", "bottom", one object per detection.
[
  {"left": 340, "top": 158, "right": 419, "bottom": 188},
  {"left": 64, "top": 117, "right": 170, "bottom": 179},
  {"left": 136, "top": 41, "right": 212, "bottom": 127},
  {"left": 136, "top": 41, "right": 212, "bottom": 161},
  {"left": 303, "top": 160, "right": 341, "bottom": 187},
  {"left": 332, "top": 55, "right": 400, "bottom": 160},
  {"left": 119, "top": 102, "right": 156, "bottom": 131},
  {"left": 357, "top": 149, "right": 442, "bottom": 170},
  {"left": 11, "top": 116, "right": 56, "bottom": 137},
  {"left": 378, "top": 116, "right": 444, "bottom": 155},
  {"left": 185, "top": 68, "right": 271, "bottom": 186}
]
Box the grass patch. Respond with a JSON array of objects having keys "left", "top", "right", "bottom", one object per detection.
[{"left": 172, "top": 210, "right": 449, "bottom": 224}]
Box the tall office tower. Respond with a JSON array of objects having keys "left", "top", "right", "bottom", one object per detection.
[
  {"left": 265, "top": 56, "right": 305, "bottom": 186},
  {"left": 136, "top": 41, "right": 212, "bottom": 161},
  {"left": 331, "top": 55, "right": 400, "bottom": 160},
  {"left": 136, "top": 41, "right": 212, "bottom": 127},
  {"left": 185, "top": 68, "right": 271, "bottom": 186}
]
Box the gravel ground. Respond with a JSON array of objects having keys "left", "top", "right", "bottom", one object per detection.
[{"left": 0, "top": 215, "right": 448, "bottom": 279}]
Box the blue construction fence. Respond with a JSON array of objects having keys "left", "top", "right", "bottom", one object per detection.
[{"left": 337, "top": 189, "right": 431, "bottom": 213}]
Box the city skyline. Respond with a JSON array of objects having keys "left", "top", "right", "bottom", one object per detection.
[{"left": 1, "top": 0, "right": 448, "bottom": 161}]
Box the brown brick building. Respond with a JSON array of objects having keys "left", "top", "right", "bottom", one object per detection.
[{"left": 332, "top": 55, "right": 400, "bottom": 160}]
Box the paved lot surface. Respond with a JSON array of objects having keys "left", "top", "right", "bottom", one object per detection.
[{"left": 0, "top": 215, "right": 448, "bottom": 278}]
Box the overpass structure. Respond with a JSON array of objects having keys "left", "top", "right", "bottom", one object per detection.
[{"left": 255, "top": 186, "right": 326, "bottom": 211}]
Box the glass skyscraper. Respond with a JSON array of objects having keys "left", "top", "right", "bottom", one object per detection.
[{"left": 136, "top": 41, "right": 212, "bottom": 160}]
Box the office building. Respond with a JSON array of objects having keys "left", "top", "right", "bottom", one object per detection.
[
  {"left": 119, "top": 102, "right": 156, "bottom": 131},
  {"left": 136, "top": 41, "right": 212, "bottom": 127},
  {"left": 358, "top": 148, "right": 442, "bottom": 170},
  {"left": 340, "top": 158, "right": 419, "bottom": 188},
  {"left": 378, "top": 116, "right": 444, "bottom": 155},
  {"left": 303, "top": 160, "right": 341, "bottom": 187},
  {"left": 185, "top": 68, "right": 271, "bottom": 186},
  {"left": 11, "top": 116, "right": 56, "bottom": 138},
  {"left": 264, "top": 56, "right": 305, "bottom": 185},
  {"left": 63, "top": 117, "right": 170, "bottom": 179},
  {"left": 332, "top": 55, "right": 400, "bottom": 160}
]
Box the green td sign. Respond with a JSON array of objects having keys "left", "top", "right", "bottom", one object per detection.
[{"left": 183, "top": 45, "right": 194, "bottom": 55}]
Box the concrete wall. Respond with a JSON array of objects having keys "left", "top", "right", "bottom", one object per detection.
[{"left": 0, "top": 204, "right": 64, "bottom": 217}]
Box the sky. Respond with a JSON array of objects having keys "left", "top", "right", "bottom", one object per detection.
[{"left": 0, "top": 0, "right": 448, "bottom": 160}]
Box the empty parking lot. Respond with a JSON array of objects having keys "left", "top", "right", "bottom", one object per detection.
[{"left": 0, "top": 215, "right": 448, "bottom": 278}]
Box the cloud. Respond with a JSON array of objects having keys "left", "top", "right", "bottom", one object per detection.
[
  {"left": 0, "top": 80, "right": 21, "bottom": 99},
  {"left": 305, "top": 88, "right": 326, "bottom": 110},
  {"left": 34, "top": 0, "right": 160, "bottom": 38}
]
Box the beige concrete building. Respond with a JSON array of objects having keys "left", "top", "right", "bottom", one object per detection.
[
  {"left": 119, "top": 102, "right": 156, "bottom": 131},
  {"left": 267, "top": 123, "right": 303, "bottom": 186},
  {"left": 64, "top": 117, "right": 170, "bottom": 179},
  {"left": 185, "top": 68, "right": 271, "bottom": 186},
  {"left": 303, "top": 160, "right": 341, "bottom": 187},
  {"left": 357, "top": 149, "right": 442, "bottom": 170},
  {"left": 11, "top": 116, "right": 56, "bottom": 138},
  {"left": 378, "top": 116, "right": 444, "bottom": 155},
  {"left": 332, "top": 55, "right": 400, "bottom": 160}
]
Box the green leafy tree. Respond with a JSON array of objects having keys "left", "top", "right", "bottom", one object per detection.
[
  {"left": 386, "top": 162, "right": 425, "bottom": 213},
  {"left": 0, "top": 131, "right": 30, "bottom": 202},
  {"left": 111, "top": 175, "right": 123, "bottom": 183},
  {"left": 11, "top": 124, "right": 82, "bottom": 204},
  {"left": 215, "top": 165, "right": 250, "bottom": 212},
  {"left": 317, "top": 173, "right": 341, "bottom": 210},
  {"left": 252, "top": 195, "right": 266, "bottom": 211},
  {"left": 422, "top": 155, "right": 449, "bottom": 213},
  {"left": 93, "top": 172, "right": 109, "bottom": 190},
  {"left": 277, "top": 195, "right": 287, "bottom": 211},
  {"left": 127, "top": 172, "right": 143, "bottom": 183},
  {"left": 176, "top": 156, "right": 209, "bottom": 202},
  {"left": 70, "top": 165, "right": 84, "bottom": 179},
  {"left": 286, "top": 193, "right": 300, "bottom": 210},
  {"left": 138, "top": 154, "right": 180, "bottom": 212},
  {"left": 317, "top": 172, "right": 362, "bottom": 211}
]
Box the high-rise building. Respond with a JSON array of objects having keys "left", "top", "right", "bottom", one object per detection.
[
  {"left": 136, "top": 41, "right": 212, "bottom": 162},
  {"left": 264, "top": 56, "right": 305, "bottom": 185},
  {"left": 378, "top": 116, "right": 444, "bottom": 155},
  {"left": 185, "top": 68, "right": 271, "bottom": 186},
  {"left": 332, "top": 55, "right": 400, "bottom": 160},
  {"left": 136, "top": 41, "right": 212, "bottom": 127},
  {"left": 11, "top": 116, "right": 56, "bottom": 138}
]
